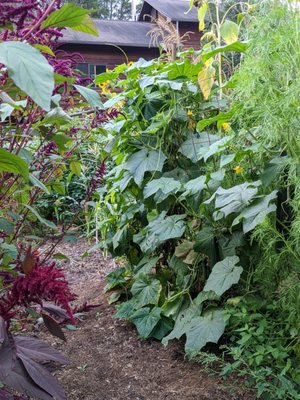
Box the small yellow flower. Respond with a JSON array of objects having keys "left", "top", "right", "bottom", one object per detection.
[
  {"left": 102, "top": 87, "right": 110, "bottom": 95},
  {"left": 128, "top": 61, "right": 134, "bottom": 67},
  {"left": 222, "top": 122, "right": 231, "bottom": 132},
  {"left": 233, "top": 165, "right": 243, "bottom": 174},
  {"left": 98, "top": 80, "right": 110, "bottom": 89},
  {"left": 187, "top": 110, "right": 193, "bottom": 117},
  {"left": 106, "top": 67, "right": 110, "bottom": 73}
]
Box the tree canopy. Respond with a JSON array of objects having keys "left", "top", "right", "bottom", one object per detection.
[{"left": 63, "top": 0, "right": 136, "bottom": 20}]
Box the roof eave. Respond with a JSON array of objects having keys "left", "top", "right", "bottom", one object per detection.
[{"left": 58, "top": 40, "right": 158, "bottom": 48}]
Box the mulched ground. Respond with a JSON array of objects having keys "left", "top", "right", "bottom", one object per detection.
[{"left": 40, "top": 239, "right": 256, "bottom": 400}]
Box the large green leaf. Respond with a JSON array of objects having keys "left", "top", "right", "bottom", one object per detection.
[
  {"left": 131, "top": 274, "right": 162, "bottom": 308},
  {"left": 180, "top": 175, "right": 206, "bottom": 198},
  {"left": 42, "top": 3, "right": 98, "bottom": 36},
  {"left": 0, "top": 218, "right": 14, "bottom": 234},
  {"left": 150, "top": 317, "right": 173, "bottom": 340},
  {"left": 184, "top": 309, "right": 226, "bottom": 358},
  {"left": 114, "top": 299, "right": 136, "bottom": 319},
  {"left": 29, "top": 174, "right": 50, "bottom": 194},
  {"left": 196, "top": 111, "right": 232, "bottom": 132},
  {"left": 179, "top": 133, "right": 219, "bottom": 163},
  {"left": 202, "top": 42, "right": 248, "bottom": 62},
  {"left": 232, "top": 191, "right": 277, "bottom": 233},
  {"left": 133, "top": 256, "right": 160, "bottom": 275},
  {"left": 202, "top": 136, "right": 232, "bottom": 162},
  {"left": 74, "top": 85, "right": 103, "bottom": 109},
  {"left": 0, "top": 149, "right": 29, "bottom": 181},
  {"left": 220, "top": 20, "right": 239, "bottom": 44},
  {"left": 144, "top": 177, "right": 181, "bottom": 203},
  {"left": 43, "top": 107, "right": 72, "bottom": 126},
  {"left": 125, "top": 149, "right": 167, "bottom": 186},
  {"left": 24, "top": 205, "right": 57, "bottom": 229},
  {"left": 203, "top": 256, "right": 243, "bottom": 296},
  {"left": 0, "top": 42, "right": 54, "bottom": 111},
  {"left": 162, "top": 304, "right": 202, "bottom": 345},
  {"left": 133, "top": 213, "right": 186, "bottom": 253},
  {"left": 167, "top": 59, "right": 202, "bottom": 80},
  {"left": 130, "top": 307, "right": 161, "bottom": 338},
  {"left": 206, "top": 181, "right": 261, "bottom": 219}
]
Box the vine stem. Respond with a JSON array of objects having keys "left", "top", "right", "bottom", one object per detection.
[{"left": 23, "top": 0, "right": 57, "bottom": 40}]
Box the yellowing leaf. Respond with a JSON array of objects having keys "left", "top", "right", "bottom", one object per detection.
[
  {"left": 198, "top": 64, "right": 215, "bottom": 100},
  {"left": 198, "top": 3, "right": 208, "bottom": 31},
  {"left": 220, "top": 20, "right": 239, "bottom": 45},
  {"left": 70, "top": 161, "right": 81, "bottom": 177}
]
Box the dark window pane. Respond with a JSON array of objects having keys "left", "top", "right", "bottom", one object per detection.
[
  {"left": 75, "top": 63, "right": 88, "bottom": 75},
  {"left": 96, "top": 65, "right": 106, "bottom": 74}
]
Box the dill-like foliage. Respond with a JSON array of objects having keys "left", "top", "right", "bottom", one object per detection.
[{"left": 232, "top": 1, "right": 300, "bottom": 322}]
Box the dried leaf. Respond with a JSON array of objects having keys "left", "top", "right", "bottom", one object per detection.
[{"left": 22, "top": 247, "right": 35, "bottom": 275}]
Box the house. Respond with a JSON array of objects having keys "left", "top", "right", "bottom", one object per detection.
[{"left": 58, "top": 0, "right": 201, "bottom": 79}]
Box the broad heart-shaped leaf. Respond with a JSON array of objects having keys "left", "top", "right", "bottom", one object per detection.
[
  {"left": 204, "top": 256, "right": 243, "bottom": 296},
  {"left": 179, "top": 133, "right": 219, "bottom": 163},
  {"left": 42, "top": 3, "right": 98, "bottom": 36},
  {"left": 206, "top": 181, "right": 261, "bottom": 219},
  {"left": 114, "top": 299, "right": 136, "bottom": 319},
  {"left": 202, "top": 136, "right": 232, "bottom": 162},
  {"left": 130, "top": 307, "right": 161, "bottom": 338},
  {"left": 0, "top": 148, "right": 29, "bottom": 181},
  {"left": 131, "top": 274, "right": 162, "bottom": 308},
  {"left": 233, "top": 191, "right": 277, "bottom": 233},
  {"left": 184, "top": 309, "right": 226, "bottom": 358},
  {"left": 133, "top": 213, "right": 186, "bottom": 253},
  {"left": 134, "top": 256, "right": 160, "bottom": 275},
  {"left": 167, "top": 59, "right": 202, "bottom": 80},
  {"left": 150, "top": 317, "right": 173, "bottom": 340},
  {"left": 180, "top": 175, "right": 206, "bottom": 198},
  {"left": 143, "top": 177, "right": 181, "bottom": 203},
  {"left": 125, "top": 149, "right": 167, "bottom": 186},
  {"left": 0, "top": 42, "right": 54, "bottom": 111},
  {"left": 220, "top": 20, "right": 239, "bottom": 44},
  {"left": 162, "top": 304, "right": 202, "bottom": 346},
  {"left": 74, "top": 85, "right": 103, "bottom": 109}
]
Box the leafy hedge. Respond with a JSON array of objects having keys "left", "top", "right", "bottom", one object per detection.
[{"left": 94, "top": 4, "right": 300, "bottom": 397}]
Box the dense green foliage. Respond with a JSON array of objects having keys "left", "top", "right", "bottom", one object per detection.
[
  {"left": 90, "top": 2, "right": 300, "bottom": 398},
  {"left": 2, "top": 1, "right": 300, "bottom": 399},
  {"left": 62, "top": 0, "right": 135, "bottom": 20}
]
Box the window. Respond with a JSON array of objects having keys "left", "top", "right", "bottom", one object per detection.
[{"left": 75, "top": 63, "right": 106, "bottom": 79}]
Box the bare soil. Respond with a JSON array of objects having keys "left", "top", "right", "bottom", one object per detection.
[{"left": 41, "top": 239, "right": 255, "bottom": 400}]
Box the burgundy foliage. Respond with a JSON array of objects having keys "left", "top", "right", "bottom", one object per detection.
[
  {"left": 0, "top": 252, "right": 76, "bottom": 324},
  {"left": 86, "top": 158, "right": 107, "bottom": 200}
]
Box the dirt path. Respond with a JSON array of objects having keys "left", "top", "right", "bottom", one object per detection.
[{"left": 42, "top": 240, "right": 255, "bottom": 400}]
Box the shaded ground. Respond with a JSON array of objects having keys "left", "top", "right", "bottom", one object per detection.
[{"left": 41, "top": 240, "right": 255, "bottom": 400}]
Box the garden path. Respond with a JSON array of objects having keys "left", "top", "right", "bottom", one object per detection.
[{"left": 42, "top": 239, "right": 254, "bottom": 400}]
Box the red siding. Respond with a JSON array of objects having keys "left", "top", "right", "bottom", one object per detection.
[{"left": 179, "top": 22, "right": 201, "bottom": 49}]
